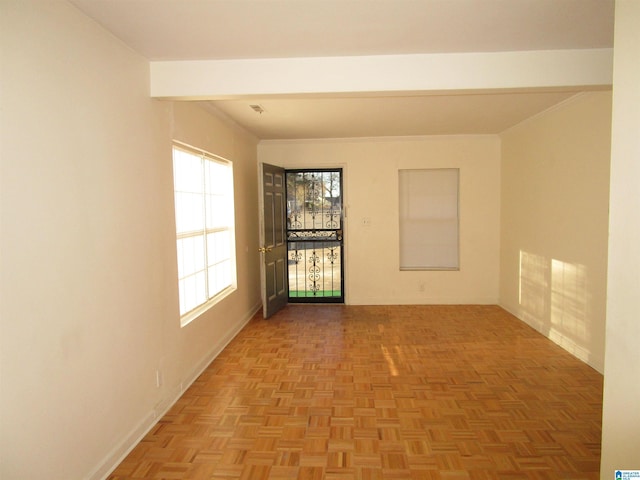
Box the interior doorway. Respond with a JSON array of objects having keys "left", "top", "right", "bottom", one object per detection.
[{"left": 286, "top": 169, "right": 344, "bottom": 303}]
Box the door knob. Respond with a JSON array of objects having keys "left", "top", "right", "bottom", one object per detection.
[{"left": 258, "top": 246, "right": 273, "bottom": 253}]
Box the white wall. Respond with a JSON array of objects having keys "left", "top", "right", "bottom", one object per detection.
[
  {"left": 259, "top": 135, "right": 501, "bottom": 305},
  {"left": 601, "top": 0, "right": 640, "bottom": 474},
  {"left": 499, "top": 92, "right": 612, "bottom": 373},
  {"left": 0, "top": 2, "right": 261, "bottom": 479}
]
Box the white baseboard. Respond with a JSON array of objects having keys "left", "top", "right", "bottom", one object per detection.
[
  {"left": 85, "top": 411, "right": 158, "bottom": 480},
  {"left": 346, "top": 296, "right": 498, "bottom": 305},
  {"left": 499, "top": 303, "right": 603, "bottom": 374},
  {"left": 88, "top": 301, "right": 261, "bottom": 480},
  {"left": 180, "top": 301, "right": 261, "bottom": 393}
]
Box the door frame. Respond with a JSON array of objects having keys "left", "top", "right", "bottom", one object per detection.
[
  {"left": 285, "top": 168, "right": 345, "bottom": 303},
  {"left": 258, "top": 162, "right": 349, "bottom": 313}
]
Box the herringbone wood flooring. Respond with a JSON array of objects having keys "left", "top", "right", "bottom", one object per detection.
[{"left": 108, "top": 305, "right": 603, "bottom": 479}]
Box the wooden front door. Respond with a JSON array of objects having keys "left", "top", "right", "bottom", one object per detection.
[{"left": 259, "top": 163, "right": 288, "bottom": 318}]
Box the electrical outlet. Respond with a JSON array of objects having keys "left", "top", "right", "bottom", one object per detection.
[
  {"left": 362, "top": 217, "right": 372, "bottom": 227},
  {"left": 156, "top": 369, "right": 163, "bottom": 388}
]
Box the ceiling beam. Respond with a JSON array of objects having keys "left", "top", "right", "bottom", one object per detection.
[{"left": 150, "top": 49, "right": 613, "bottom": 100}]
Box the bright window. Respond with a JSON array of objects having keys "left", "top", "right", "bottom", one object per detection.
[
  {"left": 172, "top": 144, "right": 236, "bottom": 324},
  {"left": 399, "top": 168, "right": 459, "bottom": 270}
]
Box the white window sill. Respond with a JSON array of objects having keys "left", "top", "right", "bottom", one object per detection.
[{"left": 180, "top": 285, "right": 237, "bottom": 328}]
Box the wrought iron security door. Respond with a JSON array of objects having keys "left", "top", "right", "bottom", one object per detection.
[{"left": 286, "top": 169, "right": 344, "bottom": 303}]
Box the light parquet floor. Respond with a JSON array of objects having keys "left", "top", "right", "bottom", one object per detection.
[{"left": 108, "top": 305, "right": 603, "bottom": 480}]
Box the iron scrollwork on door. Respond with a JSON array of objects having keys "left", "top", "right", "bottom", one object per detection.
[
  {"left": 326, "top": 247, "right": 339, "bottom": 265},
  {"left": 286, "top": 169, "right": 343, "bottom": 302},
  {"left": 308, "top": 250, "right": 321, "bottom": 294}
]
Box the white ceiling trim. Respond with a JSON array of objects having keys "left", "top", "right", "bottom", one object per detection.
[{"left": 150, "top": 49, "right": 613, "bottom": 99}]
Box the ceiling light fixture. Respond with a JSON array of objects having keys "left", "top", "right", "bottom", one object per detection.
[{"left": 249, "top": 104, "right": 265, "bottom": 114}]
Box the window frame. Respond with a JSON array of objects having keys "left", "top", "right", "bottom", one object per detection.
[{"left": 172, "top": 142, "right": 237, "bottom": 326}]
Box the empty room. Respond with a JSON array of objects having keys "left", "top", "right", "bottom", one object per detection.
[{"left": 1, "top": 1, "right": 639, "bottom": 479}]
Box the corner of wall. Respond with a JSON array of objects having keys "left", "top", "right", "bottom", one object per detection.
[{"left": 91, "top": 301, "right": 261, "bottom": 480}]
